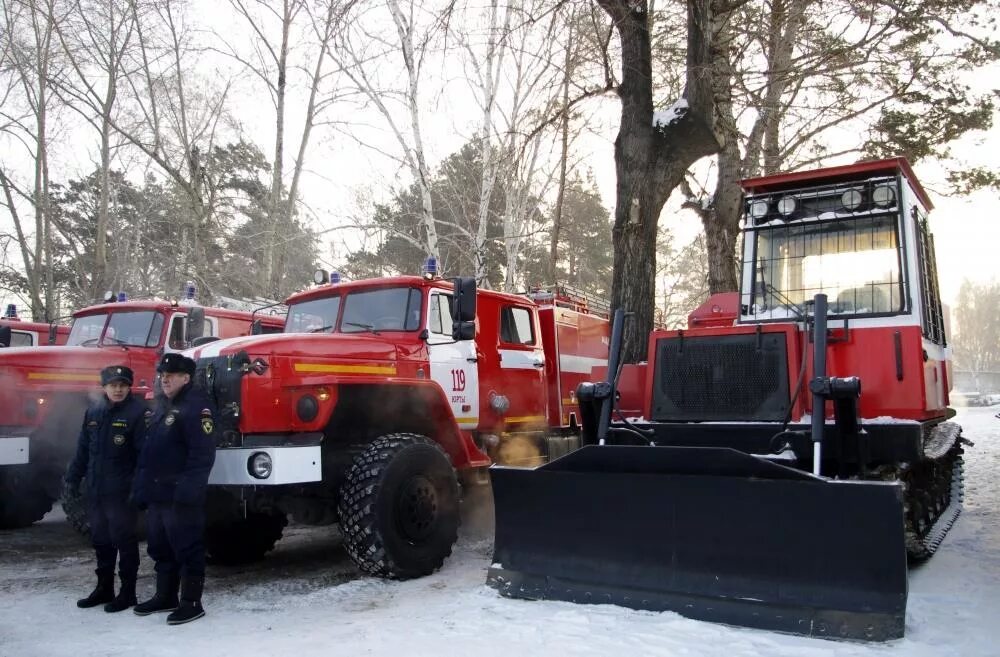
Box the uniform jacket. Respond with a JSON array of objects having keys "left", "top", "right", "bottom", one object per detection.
[
  {"left": 133, "top": 382, "right": 217, "bottom": 507},
  {"left": 65, "top": 393, "right": 147, "bottom": 498}
]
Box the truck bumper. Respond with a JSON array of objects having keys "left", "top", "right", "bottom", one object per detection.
[
  {"left": 0, "top": 436, "right": 30, "bottom": 465},
  {"left": 209, "top": 446, "right": 322, "bottom": 486}
]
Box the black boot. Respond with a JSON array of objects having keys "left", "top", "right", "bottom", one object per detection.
[
  {"left": 77, "top": 571, "right": 114, "bottom": 608},
  {"left": 134, "top": 572, "right": 179, "bottom": 616},
  {"left": 103, "top": 576, "right": 137, "bottom": 613},
  {"left": 166, "top": 576, "right": 205, "bottom": 625}
]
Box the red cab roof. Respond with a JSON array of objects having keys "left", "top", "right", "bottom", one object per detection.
[{"left": 740, "top": 157, "right": 933, "bottom": 211}]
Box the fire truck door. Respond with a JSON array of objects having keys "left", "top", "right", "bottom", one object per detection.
[
  {"left": 426, "top": 291, "right": 479, "bottom": 430},
  {"left": 497, "top": 304, "right": 547, "bottom": 428}
]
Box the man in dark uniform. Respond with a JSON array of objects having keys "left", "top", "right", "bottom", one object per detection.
[
  {"left": 132, "top": 353, "right": 216, "bottom": 625},
  {"left": 65, "top": 365, "right": 146, "bottom": 613}
]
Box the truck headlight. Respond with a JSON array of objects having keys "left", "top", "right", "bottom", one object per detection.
[{"left": 248, "top": 452, "right": 272, "bottom": 479}]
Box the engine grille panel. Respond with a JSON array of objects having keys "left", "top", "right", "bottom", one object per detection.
[{"left": 651, "top": 333, "right": 790, "bottom": 422}]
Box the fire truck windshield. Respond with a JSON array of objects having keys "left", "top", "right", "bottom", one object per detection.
[
  {"left": 746, "top": 213, "right": 903, "bottom": 320},
  {"left": 67, "top": 311, "right": 165, "bottom": 347},
  {"left": 285, "top": 287, "right": 423, "bottom": 334},
  {"left": 341, "top": 287, "right": 422, "bottom": 333},
  {"left": 286, "top": 296, "right": 342, "bottom": 334}
]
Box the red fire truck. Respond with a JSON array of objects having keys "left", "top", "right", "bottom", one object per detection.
[
  {"left": 0, "top": 304, "right": 70, "bottom": 348},
  {"left": 0, "top": 289, "right": 284, "bottom": 529},
  {"left": 186, "top": 270, "right": 610, "bottom": 572}
]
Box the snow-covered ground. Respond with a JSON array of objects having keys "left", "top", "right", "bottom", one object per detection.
[{"left": 1, "top": 406, "right": 997, "bottom": 657}]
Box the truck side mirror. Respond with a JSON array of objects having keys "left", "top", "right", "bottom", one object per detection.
[
  {"left": 452, "top": 321, "right": 475, "bottom": 341},
  {"left": 47, "top": 324, "right": 58, "bottom": 345},
  {"left": 185, "top": 307, "right": 206, "bottom": 342},
  {"left": 452, "top": 276, "right": 476, "bottom": 322},
  {"left": 250, "top": 318, "right": 264, "bottom": 335},
  {"left": 0, "top": 325, "right": 10, "bottom": 348}
]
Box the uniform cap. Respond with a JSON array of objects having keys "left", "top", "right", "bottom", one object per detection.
[
  {"left": 101, "top": 365, "right": 134, "bottom": 386},
  {"left": 157, "top": 353, "right": 196, "bottom": 376}
]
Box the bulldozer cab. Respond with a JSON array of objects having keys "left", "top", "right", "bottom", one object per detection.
[
  {"left": 486, "top": 159, "right": 957, "bottom": 642},
  {"left": 739, "top": 158, "right": 945, "bottom": 339}
]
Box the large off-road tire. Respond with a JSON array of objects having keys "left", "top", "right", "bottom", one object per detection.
[
  {"left": 61, "top": 480, "right": 148, "bottom": 540},
  {"left": 62, "top": 484, "right": 90, "bottom": 535},
  {"left": 205, "top": 510, "right": 288, "bottom": 565},
  {"left": 338, "top": 433, "right": 460, "bottom": 579},
  {"left": 0, "top": 466, "right": 54, "bottom": 529}
]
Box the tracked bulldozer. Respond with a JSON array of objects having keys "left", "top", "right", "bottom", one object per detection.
[{"left": 487, "top": 158, "right": 964, "bottom": 641}]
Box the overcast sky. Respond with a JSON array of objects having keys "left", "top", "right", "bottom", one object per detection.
[{"left": 1, "top": 3, "right": 996, "bottom": 314}]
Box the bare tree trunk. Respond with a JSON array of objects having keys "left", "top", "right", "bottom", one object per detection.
[
  {"left": 262, "top": 0, "right": 293, "bottom": 294},
  {"left": 598, "top": 0, "right": 721, "bottom": 362},
  {"left": 0, "top": 170, "right": 43, "bottom": 312},
  {"left": 387, "top": 0, "right": 440, "bottom": 261},
  {"left": 30, "top": 0, "right": 56, "bottom": 320},
  {"left": 701, "top": 6, "right": 741, "bottom": 294},
  {"left": 549, "top": 13, "right": 574, "bottom": 284},
  {"left": 472, "top": 0, "right": 506, "bottom": 285}
]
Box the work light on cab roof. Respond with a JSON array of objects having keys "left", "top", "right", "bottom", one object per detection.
[
  {"left": 4, "top": 304, "right": 16, "bottom": 319},
  {"left": 312, "top": 269, "right": 341, "bottom": 285}
]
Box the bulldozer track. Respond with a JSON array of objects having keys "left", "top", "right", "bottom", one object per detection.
[{"left": 902, "top": 424, "right": 965, "bottom": 563}]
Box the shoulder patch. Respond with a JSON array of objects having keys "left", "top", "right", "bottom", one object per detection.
[
  {"left": 87, "top": 420, "right": 99, "bottom": 429},
  {"left": 200, "top": 408, "right": 212, "bottom": 416},
  {"left": 201, "top": 418, "right": 214, "bottom": 435}
]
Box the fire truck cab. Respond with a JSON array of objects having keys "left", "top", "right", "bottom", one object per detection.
[
  {"left": 0, "top": 304, "right": 70, "bottom": 348},
  {"left": 0, "top": 289, "right": 284, "bottom": 529},
  {"left": 188, "top": 271, "right": 610, "bottom": 573}
]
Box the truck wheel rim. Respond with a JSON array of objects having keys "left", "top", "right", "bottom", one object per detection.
[{"left": 396, "top": 475, "right": 438, "bottom": 541}]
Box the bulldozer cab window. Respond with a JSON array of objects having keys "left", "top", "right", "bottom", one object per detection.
[
  {"left": 500, "top": 306, "right": 535, "bottom": 345},
  {"left": 749, "top": 214, "right": 904, "bottom": 319}
]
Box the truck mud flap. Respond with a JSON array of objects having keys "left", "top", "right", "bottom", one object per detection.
[{"left": 487, "top": 445, "right": 908, "bottom": 641}]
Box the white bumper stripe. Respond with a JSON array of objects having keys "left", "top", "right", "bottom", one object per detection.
[
  {"left": 208, "top": 446, "right": 322, "bottom": 485},
  {"left": 0, "top": 437, "right": 29, "bottom": 465}
]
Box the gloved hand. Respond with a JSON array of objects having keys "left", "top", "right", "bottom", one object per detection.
[
  {"left": 62, "top": 479, "right": 80, "bottom": 500},
  {"left": 129, "top": 490, "right": 147, "bottom": 511}
]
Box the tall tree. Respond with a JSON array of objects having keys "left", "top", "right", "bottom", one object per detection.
[
  {"left": 331, "top": 0, "right": 451, "bottom": 262},
  {"left": 220, "top": 0, "right": 347, "bottom": 297},
  {"left": 596, "top": 0, "right": 723, "bottom": 361},
  {"left": 684, "top": 0, "right": 1000, "bottom": 296},
  {"left": 110, "top": 0, "right": 235, "bottom": 285},
  {"left": 1, "top": 0, "right": 67, "bottom": 320},
  {"left": 50, "top": 0, "right": 137, "bottom": 298},
  {"left": 343, "top": 142, "right": 507, "bottom": 286}
]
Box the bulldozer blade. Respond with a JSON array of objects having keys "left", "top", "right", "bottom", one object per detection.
[{"left": 487, "top": 445, "right": 908, "bottom": 641}]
